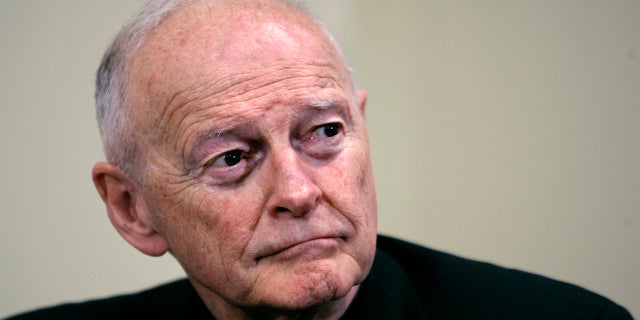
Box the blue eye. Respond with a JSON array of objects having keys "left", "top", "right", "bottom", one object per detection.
[
  {"left": 313, "top": 123, "right": 342, "bottom": 138},
  {"left": 211, "top": 150, "right": 243, "bottom": 167}
]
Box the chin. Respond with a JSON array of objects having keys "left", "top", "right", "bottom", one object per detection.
[{"left": 253, "top": 258, "right": 361, "bottom": 311}]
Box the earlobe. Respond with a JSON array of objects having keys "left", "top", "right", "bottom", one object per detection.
[
  {"left": 357, "top": 89, "right": 368, "bottom": 116},
  {"left": 92, "top": 162, "right": 169, "bottom": 257}
]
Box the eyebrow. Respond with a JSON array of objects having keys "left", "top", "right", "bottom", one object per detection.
[
  {"left": 200, "top": 127, "right": 230, "bottom": 140},
  {"left": 311, "top": 97, "right": 353, "bottom": 122},
  {"left": 309, "top": 98, "right": 335, "bottom": 110}
]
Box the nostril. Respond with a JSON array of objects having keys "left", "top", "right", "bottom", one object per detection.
[{"left": 276, "top": 206, "right": 289, "bottom": 213}]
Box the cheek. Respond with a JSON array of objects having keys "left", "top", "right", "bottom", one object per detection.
[
  {"left": 322, "top": 146, "right": 376, "bottom": 215},
  {"left": 197, "top": 188, "right": 268, "bottom": 257},
  {"left": 158, "top": 187, "right": 267, "bottom": 283},
  {"left": 151, "top": 187, "right": 245, "bottom": 257}
]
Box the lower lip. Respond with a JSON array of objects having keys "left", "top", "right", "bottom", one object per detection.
[{"left": 270, "top": 237, "right": 341, "bottom": 261}]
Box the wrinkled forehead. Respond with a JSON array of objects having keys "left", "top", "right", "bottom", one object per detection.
[{"left": 126, "top": 0, "right": 351, "bottom": 117}]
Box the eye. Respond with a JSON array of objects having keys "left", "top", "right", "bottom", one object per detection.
[
  {"left": 312, "top": 123, "right": 342, "bottom": 139},
  {"left": 302, "top": 122, "right": 345, "bottom": 158},
  {"left": 209, "top": 149, "right": 244, "bottom": 167}
]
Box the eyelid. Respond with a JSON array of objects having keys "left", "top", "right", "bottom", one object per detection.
[
  {"left": 189, "top": 124, "right": 259, "bottom": 168},
  {"left": 193, "top": 138, "right": 245, "bottom": 170}
]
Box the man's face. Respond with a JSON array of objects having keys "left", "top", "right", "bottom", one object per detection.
[{"left": 126, "top": 2, "right": 377, "bottom": 311}]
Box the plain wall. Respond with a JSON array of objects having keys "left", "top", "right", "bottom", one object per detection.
[{"left": 1, "top": 1, "right": 638, "bottom": 317}]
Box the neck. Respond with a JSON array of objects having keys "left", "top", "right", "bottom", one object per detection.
[{"left": 196, "top": 285, "right": 360, "bottom": 320}]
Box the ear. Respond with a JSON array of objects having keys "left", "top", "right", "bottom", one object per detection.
[
  {"left": 357, "top": 89, "right": 368, "bottom": 115},
  {"left": 92, "top": 162, "right": 169, "bottom": 257}
]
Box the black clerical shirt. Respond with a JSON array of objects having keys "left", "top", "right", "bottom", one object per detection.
[{"left": 6, "top": 235, "right": 633, "bottom": 319}]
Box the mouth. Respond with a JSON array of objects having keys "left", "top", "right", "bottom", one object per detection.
[{"left": 256, "top": 236, "right": 346, "bottom": 263}]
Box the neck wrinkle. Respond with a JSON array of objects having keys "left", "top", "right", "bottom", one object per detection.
[{"left": 193, "top": 281, "right": 360, "bottom": 320}]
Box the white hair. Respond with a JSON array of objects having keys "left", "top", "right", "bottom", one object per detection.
[
  {"left": 95, "top": 0, "right": 188, "bottom": 182},
  {"left": 95, "top": 0, "right": 352, "bottom": 183}
]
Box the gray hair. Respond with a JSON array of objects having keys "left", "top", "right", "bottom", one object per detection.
[
  {"left": 95, "top": 0, "right": 350, "bottom": 183},
  {"left": 95, "top": 0, "right": 188, "bottom": 183}
]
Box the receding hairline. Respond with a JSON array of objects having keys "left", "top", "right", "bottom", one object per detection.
[{"left": 128, "top": 0, "right": 330, "bottom": 67}]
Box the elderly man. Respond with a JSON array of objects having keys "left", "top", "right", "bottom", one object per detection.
[{"left": 7, "top": 0, "right": 633, "bottom": 319}]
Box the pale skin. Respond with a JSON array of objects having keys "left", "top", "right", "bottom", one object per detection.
[{"left": 92, "top": 1, "right": 377, "bottom": 319}]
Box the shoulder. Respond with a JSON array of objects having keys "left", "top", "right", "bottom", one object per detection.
[
  {"left": 5, "top": 279, "right": 203, "bottom": 320},
  {"left": 376, "top": 235, "right": 633, "bottom": 320}
]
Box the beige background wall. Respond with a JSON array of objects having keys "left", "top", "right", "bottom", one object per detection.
[{"left": 1, "top": 1, "right": 638, "bottom": 318}]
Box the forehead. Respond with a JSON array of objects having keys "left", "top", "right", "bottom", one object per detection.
[{"left": 127, "top": 1, "right": 351, "bottom": 117}]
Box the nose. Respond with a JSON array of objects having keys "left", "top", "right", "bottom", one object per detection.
[{"left": 266, "top": 147, "right": 321, "bottom": 218}]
